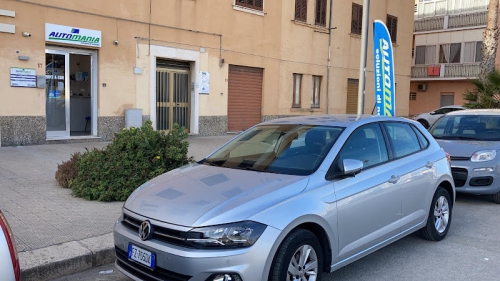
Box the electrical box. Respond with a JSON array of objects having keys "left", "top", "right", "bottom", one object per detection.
[{"left": 125, "top": 108, "right": 143, "bottom": 129}]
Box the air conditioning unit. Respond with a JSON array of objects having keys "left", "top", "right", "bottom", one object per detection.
[{"left": 417, "top": 84, "right": 427, "bottom": 91}]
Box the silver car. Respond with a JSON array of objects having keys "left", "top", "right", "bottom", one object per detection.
[
  {"left": 429, "top": 109, "right": 500, "bottom": 204},
  {"left": 114, "top": 115, "right": 455, "bottom": 281},
  {"left": 412, "top": 105, "right": 465, "bottom": 129}
]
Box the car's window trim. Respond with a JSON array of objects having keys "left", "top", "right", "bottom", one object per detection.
[
  {"left": 326, "top": 122, "right": 391, "bottom": 180},
  {"left": 410, "top": 124, "right": 430, "bottom": 150},
  {"left": 381, "top": 121, "right": 425, "bottom": 160}
]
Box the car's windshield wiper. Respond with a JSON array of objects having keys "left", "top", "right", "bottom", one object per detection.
[
  {"left": 435, "top": 136, "right": 482, "bottom": 141},
  {"left": 199, "top": 158, "right": 223, "bottom": 167}
]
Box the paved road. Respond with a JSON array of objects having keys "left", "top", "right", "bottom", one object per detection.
[{"left": 53, "top": 193, "right": 500, "bottom": 281}]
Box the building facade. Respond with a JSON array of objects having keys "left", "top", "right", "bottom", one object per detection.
[
  {"left": 0, "top": 0, "right": 413, "bottom": 146},
  {"left": 410, "top": 0, "right": 497, "bottom": 116}
]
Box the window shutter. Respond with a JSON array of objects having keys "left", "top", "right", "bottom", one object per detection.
[
  {"left": 315, "top": 0, "right": 327, "bottom": 26},
  {"left": 351, "top": 4, "right": 362, "bottom": 35},
  {"left": 387, "top": 15, "right": 398, "bottom": 42},
  {"left": 295, "top": 0, "right": 307, "bottom": 22}
]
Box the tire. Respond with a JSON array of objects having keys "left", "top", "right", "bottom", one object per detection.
[
  {"left": 419, "top": 187, "right": 452, "bottom": 241},
  {"left": 418, "top": 119, "right": 430, "bottom": 129},
  {"left": 269, "top": 229, "right": 324, "bottom": 281},
  {"left": 493, "top": 191, "right": 500, "bottom": 204}
]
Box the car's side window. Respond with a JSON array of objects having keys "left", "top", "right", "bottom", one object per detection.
[
  {"left": 338, "top": 124, "right": 389, "bottom": 168},
  {"left": 411, "top": 125, "right": 430, "bottom": 149},
  {"left": 384, "top": 123, "right": 422, "bottom": 158},
  {"left": 434, "top": 108, "right": 445, "bottom": 114}
]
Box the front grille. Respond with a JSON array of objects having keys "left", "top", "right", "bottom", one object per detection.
[
  {"left": 451, "top": 167, "right": 468, "bottom": 187},
  {"left": 123, "top": 214, "right": 194, "bottom": 248},
  {"left": 450, "top": 156, "right": 470, "bottom": 161},
  {"left": 115, "top": 246, "right": 192, "bottom": 281}
]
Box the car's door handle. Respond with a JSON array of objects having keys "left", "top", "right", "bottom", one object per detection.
[
  {"left": 425, "top": 161, "right": 434, "bottom": 168},
  {"left": 388, "top": 175, "right": 400, "bottom": 184}
]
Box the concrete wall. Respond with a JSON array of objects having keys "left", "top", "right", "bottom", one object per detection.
[{"left": 409, "top": 80, "right": 472, "bottom": 116}]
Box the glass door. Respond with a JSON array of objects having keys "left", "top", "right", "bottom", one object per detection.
[{"left": 46, "top": 51, "right": 70, "bottom": 138}]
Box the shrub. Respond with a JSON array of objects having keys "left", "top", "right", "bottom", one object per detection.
[
  {"left": 66, "top": 121, "right": 194, "bottom": 201},
  {"left": 55, "top": 152, "right": 82, "bottom": 188}
]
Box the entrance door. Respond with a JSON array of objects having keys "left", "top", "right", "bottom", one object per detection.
[
  {"left": 156, "top": 69, "right": 190, "bottom": 132},
  {"left": 46, "top": 51, "right": 69, "bottom": 138},
  {"left": 46, "top": 48, "right": 97, "bottom": 138}
]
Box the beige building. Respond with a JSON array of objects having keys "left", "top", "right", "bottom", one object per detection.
[
  {"left": 410, "top": 0, "right": 497, "bottom": 117},
  {"left": 0, "top": 0, "right": 413, "bottom": 146}
]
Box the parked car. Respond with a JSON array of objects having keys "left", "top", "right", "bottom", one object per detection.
[
  {"left": 114, "top": 114, "right": 455, "bottom": 281},
  {"left": 0, "top": 210, "right": 20, "bottom": 281},
  {"left": 429, "top": 109, "right": 500, "bottom": 203},
  {"left": 413, "top": 105, "right": 465, "bottom": 128}
]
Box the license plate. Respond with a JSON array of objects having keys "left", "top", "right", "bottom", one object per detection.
[{"left": 128, "top": 243, "right": 156, "bottom": 269}]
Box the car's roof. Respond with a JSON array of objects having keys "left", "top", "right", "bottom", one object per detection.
[
  {"left": 447, "top": 109, "right": 500, "bottom": 116},
  {"left": 260, "top": 114, "right": 411, "bottom": 127}
]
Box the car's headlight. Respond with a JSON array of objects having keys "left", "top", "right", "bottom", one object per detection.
[
  {"left": 471, "top": 150, "right": 497, "bottom": 162},
  {"left": 186, "top": 221, "right": 267, "bottom": 249}
]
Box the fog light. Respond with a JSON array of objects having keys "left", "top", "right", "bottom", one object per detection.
[
  {"left": 473, "top": 167, "right": 494, "bottom": 172},
  {"left": 209, "top": 273, "right": 242, "bottom": 281}
]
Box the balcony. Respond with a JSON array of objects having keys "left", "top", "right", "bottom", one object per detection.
[
  {"left": 416, "top": 0, "right": 488, "bottom": 19},
  {"left": 414, "top": 11, "right": 487, "bottom": 32},
  {"left": 411, "top": 63, "right": 480, "bottom": 80}
]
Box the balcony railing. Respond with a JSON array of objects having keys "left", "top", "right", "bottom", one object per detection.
[
  {"left": 448, "top": 11, "right": 487, "bottom": 29},
  {"left": 411, "top": 63, "right": 480, "bottom": 79},
  {"left": 414, "top": 11, "right": 487, "bottom": 32},
  {"left": 414, "top": 17, "right": 445, "bottom": 32}
]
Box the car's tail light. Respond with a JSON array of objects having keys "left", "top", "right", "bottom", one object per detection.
[{"left": 0, "top": 211, "right": 20, "bottom": 281}]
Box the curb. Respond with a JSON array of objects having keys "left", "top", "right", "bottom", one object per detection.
[{"left": 19, "top": 233, "right": 115, "bottom": 281}]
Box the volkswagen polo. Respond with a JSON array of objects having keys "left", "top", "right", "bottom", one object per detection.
[{"left": 114, "top": 114, "right": 455, "bottom": 281}]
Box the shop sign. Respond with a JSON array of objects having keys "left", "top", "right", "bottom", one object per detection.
[
  {"left": 45, "top": 23, "right": 101, "bottom": 47},
  {"left": 10, "top": 67, "right": 36, "bottom": 88}
]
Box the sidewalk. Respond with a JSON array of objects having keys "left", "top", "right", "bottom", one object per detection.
[{"left": 0, "top": 135, "right": 234, "bottom": 281}]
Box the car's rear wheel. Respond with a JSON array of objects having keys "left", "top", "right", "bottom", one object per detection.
[
  {"left": 418, "top": 119, "right": 430, "bottom": 129},
  {"left": 493, "top": 191, "right": 500, "bottom": 204},
  {"left": 419, "top": 187, "right": 452, "bottom": 241},
  {"left": 269, "top": 229, "right": 323, "bottom": 281}
]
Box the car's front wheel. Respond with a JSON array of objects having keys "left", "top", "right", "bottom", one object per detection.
[
  {"left": 269, "top": 229, "right": 323, "bottom": 281},
  {"left": 419, "top": 187, "right": 452, "bottom": 241},
  {"left": 493, "top": 191, "right": 500, "bottom": 204}
]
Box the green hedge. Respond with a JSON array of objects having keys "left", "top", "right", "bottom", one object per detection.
[{"left": 55, "top": 120, "right": 194, "bottom": 201}]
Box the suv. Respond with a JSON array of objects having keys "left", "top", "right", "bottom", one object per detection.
[{"left": 413, "top": 105, "right": 465, "bottom": 128}]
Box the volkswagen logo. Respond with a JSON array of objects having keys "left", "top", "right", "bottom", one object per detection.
[{"left": 139, "top": 220, "right": 153, "bottom": 241}]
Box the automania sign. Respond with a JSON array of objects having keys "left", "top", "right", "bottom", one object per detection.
[{"left": 45, "top": 23, "right": 101, "bottom": 47}]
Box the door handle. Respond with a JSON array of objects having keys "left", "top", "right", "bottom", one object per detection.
[
  {"left": 425, "top": 161, "right": 434, "bottom": 168},
  {"left": 388, "top": 175, "right": 400, "bottom": 184}
]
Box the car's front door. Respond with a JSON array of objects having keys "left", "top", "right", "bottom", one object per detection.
[{"left": 333, "top": 123, "right": 402, "bottom": 262}]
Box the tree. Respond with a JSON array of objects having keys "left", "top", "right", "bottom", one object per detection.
[
  {"left": 479, "top": 0, "right": 500, "bottom": 82},
  {"left": 464, "top": 70, "right": 500, "bottom": 109}
]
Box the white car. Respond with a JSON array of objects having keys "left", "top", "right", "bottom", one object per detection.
[
  {"left": 0, "top": 210, "right": 20, "bottom": 281},
  {"left": 413, "top": 105, "right": 465, "bottom": 128}
]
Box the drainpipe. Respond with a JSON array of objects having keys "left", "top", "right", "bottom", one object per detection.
[{"left": 326, "top": 0, "right": 334, "bottom": 114}]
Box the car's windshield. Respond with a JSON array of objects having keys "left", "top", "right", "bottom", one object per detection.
[
  {"left": 201, "top": 124, "right": 345, "bottom": 176},
  {"left": 430, "top": 115, "right": 500, "bottom": 141}
]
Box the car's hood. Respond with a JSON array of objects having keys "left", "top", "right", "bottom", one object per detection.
[
  {"left": 436, "top": 139, "right": 500, "bottom": 157},
  {"left": 124, "top": 163, "right": 309, "bottom": 227}
]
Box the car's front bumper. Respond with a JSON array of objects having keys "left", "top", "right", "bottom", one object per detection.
[
  {"left": 113, "top": 218, "right": 281, "bottom": 281},
  {"left": 450, "top": 160, "right": 500, "bottom": 195}
]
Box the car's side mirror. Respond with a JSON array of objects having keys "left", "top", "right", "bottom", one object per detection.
[
  {"left": 340, "top": 159, "right": 363, "bottom": 176},
  {"left": 429, "top": 111, "right": 436, "bottom": 115}
]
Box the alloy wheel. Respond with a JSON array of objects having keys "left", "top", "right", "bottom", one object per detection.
[
  {"left": 287, "top": 244, "right": 318, "bottom": 281},
  {"left": 434, "top": 195, "right": 450, "bottom": 233}
]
